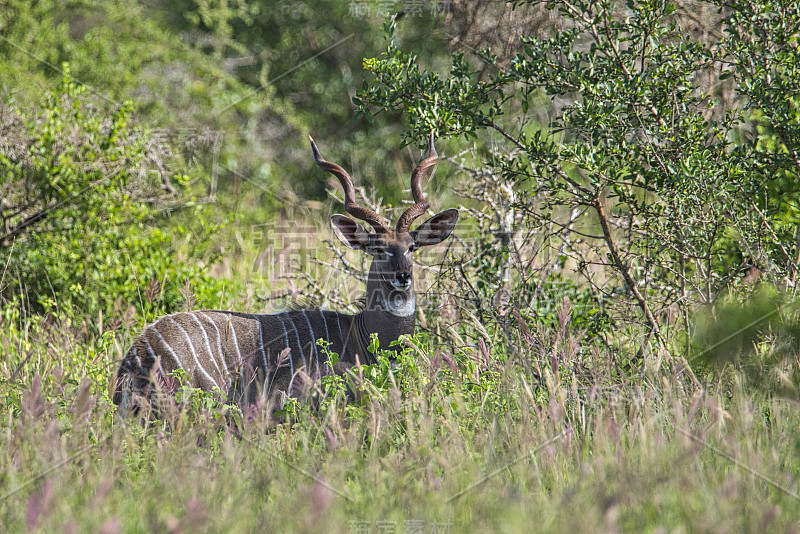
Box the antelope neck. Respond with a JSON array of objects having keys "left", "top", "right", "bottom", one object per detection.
[
  {"left": 353, "top": 263, "right": 417, "bottom": 355},
  {"left": 354, "top": 308, "right": 416, "bottom": 360}
]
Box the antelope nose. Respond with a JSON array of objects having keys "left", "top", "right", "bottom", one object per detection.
[{"left": 396, "top": 271, "right": 411, "bottom": 285}]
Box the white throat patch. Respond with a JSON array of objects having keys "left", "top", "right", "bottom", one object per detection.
[{"left": 380, "top": 294, "right": 416, "bottom": 317}]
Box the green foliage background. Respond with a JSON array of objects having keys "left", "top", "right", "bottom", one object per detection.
[
  {"left": 2, "top": 0, "right": 800, "bottom": 532},
  {"left": 1, "top": 71, "right": 226, "bottom": 319}
]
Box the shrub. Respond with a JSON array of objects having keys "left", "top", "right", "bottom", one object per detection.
[
  {"left": 0, "top": 69, "right": 222, "bottom": 323},
  {"left": 355, "top": 0, "right": 800, "bottom": 365}
]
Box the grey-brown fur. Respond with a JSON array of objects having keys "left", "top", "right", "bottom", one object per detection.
[
  {"left": 113, "top": 308, "right": 405, "bottom": 409},
  {"left": 113, "top": 134, "right": 457, "bottom": 411}
]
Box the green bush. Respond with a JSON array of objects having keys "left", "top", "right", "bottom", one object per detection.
[
  {"left": 355, "top": 0, "right": 800, "bottom": 360},
  {"left": 0, "top": 70, "right": 223, "bottom": 322}
]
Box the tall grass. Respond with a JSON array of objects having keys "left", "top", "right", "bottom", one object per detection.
[{"left": 2, "top": 289, "right": 798, "bottom": 533}]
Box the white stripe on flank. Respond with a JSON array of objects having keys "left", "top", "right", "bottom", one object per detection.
[
  {"left": 166, "top": 316, "right": 218, "bottom": 388},
  {"left": 300, "top": 310, "right": 320, "bottom": 378},
  {"left": 288, "top": 314, "right": 307, "bottom": 373},
  {"left": 284, "top": 313, "right": 304, "bottom": 398},
  {"left": 276, "top": 313, "right": 294, "bottom": 376},
  {"left": 278, "top": 312, "right": 302, "bottom": 380},
  {"left": 143, "top": 336, "right": 168, "bottom": 376},
  {"left": 236, "top": 313, "right": 271, "bottom": 396},
  {"left": 189, "top": 313, "right": 229, "bottom": 387},
  {"left": 131, "top": 344, "right": 143, "bottom": 372},
  {"left": 149, "top": 324, "right": 184, "bottom": 375},
  {"left": 277, "top": 313, "right": 290, "bottom": 350},
  {"left": 259, "top": 324, "right": 270, "bottom": 397},
  {"left": 197, "top": 311, "right": 228, "bottom": 363},
  {"left": 198, "top": 312, "right": 245, "bottom": 394},
  {"left": 224, "top": 315, "right": 245, "bottom": 375},
  {"left": 253, "top": 314, "right": 269, "bottom": 384}
]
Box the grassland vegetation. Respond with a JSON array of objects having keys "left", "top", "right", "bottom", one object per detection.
[{"left": 2, "top": 0, "right": 800, "bottom": 532}]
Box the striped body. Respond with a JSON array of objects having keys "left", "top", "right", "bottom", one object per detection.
[{"left": 113, "top": 307, "right": 414, "bottom": 410}]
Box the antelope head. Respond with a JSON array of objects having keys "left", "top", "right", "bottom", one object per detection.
[{"left": 309, "top": 133, "right": 458, "bottom": 317}]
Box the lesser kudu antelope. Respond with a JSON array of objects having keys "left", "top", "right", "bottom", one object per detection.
[{"left": 113, "top": 133, "right": 458, "bottom": 411}]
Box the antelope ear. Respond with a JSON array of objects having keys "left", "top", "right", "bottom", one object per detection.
[
  {"left": 331, "top": 214, "right": 371, "bottom": 250},
  {"left": 410, "top": 208, "right": 459, "bottom": 247}
]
